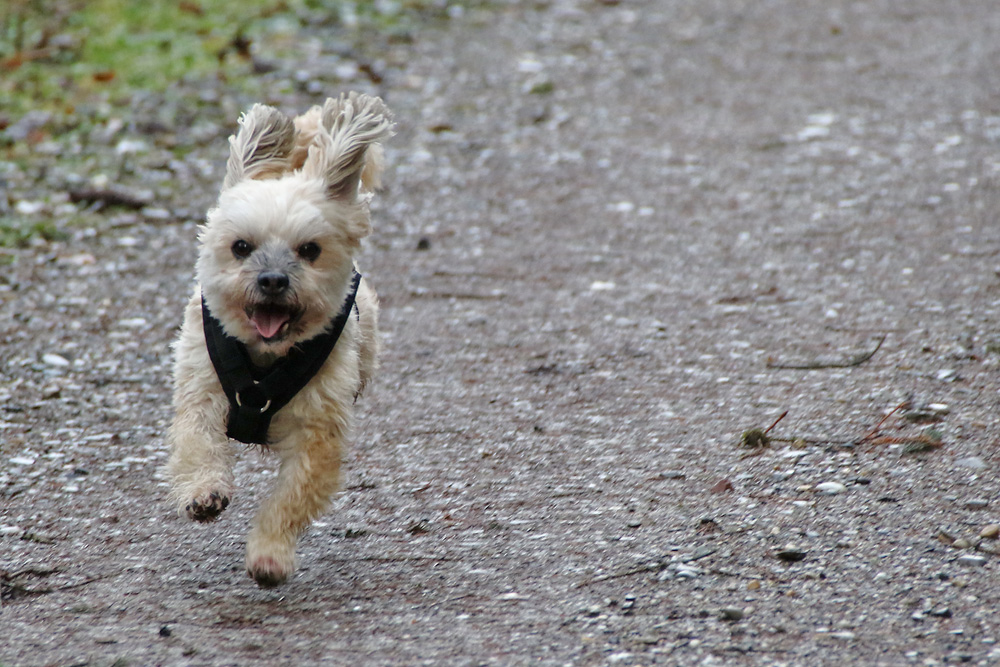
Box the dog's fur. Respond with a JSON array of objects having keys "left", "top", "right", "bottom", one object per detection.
[{"left": 167, "top": 93, "right": 392, "bottom": 587}]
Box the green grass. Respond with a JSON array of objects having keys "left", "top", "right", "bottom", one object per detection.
[
  {"left": 0, "top": 217, "right": 64, "bottom": 248},
  {"left": 1, "top": 0, "right": 463, "bottom": 116},
  {"left": 1, "top": 0, "right": 474, "bottom": 248}
]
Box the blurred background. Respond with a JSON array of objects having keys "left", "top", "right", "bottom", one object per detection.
[{"left": 1, "top": 0, "right": 470, "bottom": 246}]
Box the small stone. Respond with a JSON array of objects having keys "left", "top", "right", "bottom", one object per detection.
[
  {"left": 159, "top": 625, "right": 172, "bottom": 637},
  {"left": 936, "top": 528, "right": 956, "bottom": 545},
  {"left": 407, "top": 520, "right": 431, "bottom": 535},
  {"left": 935, "top": 368, "right": 958, "bottom": 382},
  {"left": 929, "top": 607, "right": 952, "bottom": 618},
  {"left": 416, "top": 236, "right": 432, "bottom": 251},
  {"left": 719, "top": 607, "right": 744, "bottom": 621},
  {"left": 957, "top": 554, "right": 987, "bottom": 567},
  {"left": 955, "top": 457, "right": 987, "bottom": 470},
  {"left": 964, "top": 499, "right": 989, "bottom": 510},
  {"left": 776, "top": 547, "right": 807, "bottom": 562},
  {"left": 979, "top": 524, "right": 1000, "bottom": 539},
  {"left": 41, "top": 384, "right": 62, "bottom": 400},
  {"left": 497, "top": 592, "right": 529, "bottom": 601},
  {"left": 709, "top": 478, "right": 734, "bottom": 493},
  {"left": 42, "top": 353, "right": 71, "bottom": 367},
  {"left": 815, "top": 481, "right": 847, "bottom": 495},
  {"left": 674, "top": 565, "right": 700, "bottom": 579},
  {"left": 953, "top": 538, "right": 971, "bottom": 549},
  {"left": 747, "top": 580, "right": 761, "bottom": 591}
]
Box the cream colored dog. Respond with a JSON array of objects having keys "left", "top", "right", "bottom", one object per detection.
[{"left": 168, "top": 93, "right": 392, "bottom": 587}]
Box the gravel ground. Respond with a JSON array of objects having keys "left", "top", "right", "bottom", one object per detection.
[{"left": 4, "top": 0, "right": 1000, "bottom": 665}]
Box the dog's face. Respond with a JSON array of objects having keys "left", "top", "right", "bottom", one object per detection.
[{"left": 196, "top": 96, "right": 392, "bottom": 357}]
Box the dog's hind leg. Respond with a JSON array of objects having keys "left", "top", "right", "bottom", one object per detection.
[{"left": 244, "top": 429, "right": 343, "bottom": 587}]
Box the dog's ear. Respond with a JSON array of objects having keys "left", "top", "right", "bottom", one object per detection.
[
  {"left": 224, "top": 104, "right": 296, "bottom": 189},
  {"left": 301, "top": 93, "right": 394, "bottom": 202}
]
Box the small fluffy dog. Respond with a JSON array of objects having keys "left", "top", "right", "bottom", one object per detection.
[{"left": 168, "top": 93, "right": 392, "bottom": 587}]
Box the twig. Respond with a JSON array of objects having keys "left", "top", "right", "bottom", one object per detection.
[
  {"left": 767, "top": 334, "right": 887, "bottom": 369},
  {"left": 857, "top": 401, "right": 909, "bottom": 443},
  {"left": 2, "top": 570, "right": 122, "bottom": 598},
  {"left": 575, "top": 549, "right": 716, "bottom": 589},
  {"left": 68, "top": 187, "right": 152, "bottom": 210},
  {"left": 764, "top": 410, "right": 788, "bottom": 435},
  {"left": 574, "top": 561, "right": 665, "bottom": 589}
]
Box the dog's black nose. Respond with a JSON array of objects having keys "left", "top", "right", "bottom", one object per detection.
[{"left": 257, "top": 271, "right": 289, "bottom": 295}]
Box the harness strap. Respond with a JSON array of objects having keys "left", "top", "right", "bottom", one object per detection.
[{"left": 202, "top": 270, "right": 362, "bottom": 445}]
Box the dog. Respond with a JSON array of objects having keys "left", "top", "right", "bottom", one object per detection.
[{"left": 167, "top": 93, "right": 392, "bottom": 587}]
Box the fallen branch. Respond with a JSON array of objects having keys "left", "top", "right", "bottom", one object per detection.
[
  {"left": 738, "top": 400, "right": 945, "bottom": 453},
  {"left": 767, "top": 334, "right": 887, "bottom": 369},
  {"left": 68, "top": 187, "right": 152, "bottom": 210}
]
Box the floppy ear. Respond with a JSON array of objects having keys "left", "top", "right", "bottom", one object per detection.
[
  {"left": 301, "top": 93, "right": 394, "bottom": 201},
  {"left": 223, "top": 104, "right": 296, "bottom": 189}
]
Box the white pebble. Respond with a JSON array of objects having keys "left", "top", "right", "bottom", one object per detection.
[
  {"left": 957, "top": 554, "right": 987, "bottom": 567},
  {"left": 42, "top": 353, "right": 70, "bottom": 367},
  {"left": 815, "top": 481, "right": 847, "bottom": 495},
  {"left": 15, "top": 200, "right": 46, "bottom": 215}
]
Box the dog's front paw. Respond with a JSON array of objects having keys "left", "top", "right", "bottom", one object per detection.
[
  {"left": 246, "top": 554, "right": 293, "bottom": 588},
  {"left": 185, "top": 491, "right": 230, "bottom": 523}
]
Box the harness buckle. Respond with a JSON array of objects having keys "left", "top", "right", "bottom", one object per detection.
[{"left": 235, "top": 381, "right": 271, "bottom": 413}]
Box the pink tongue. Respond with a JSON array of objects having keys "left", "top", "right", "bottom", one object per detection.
[{"left": 251, "top": 310, "right": 288, "bottom": 339}]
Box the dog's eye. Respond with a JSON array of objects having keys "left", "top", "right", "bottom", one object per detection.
[
  {"left": 232, "top": 239, "right": 253, "bottom": 259},
  {"left": 298, "top": 242, "right": 321, "bottom": 262}
]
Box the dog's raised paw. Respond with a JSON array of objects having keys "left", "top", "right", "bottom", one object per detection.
[
  {"left": 185, "top": 491, "right": 230, "bottom": 523},
  {"left": 247, "top": 555, "right": 291, "bottom": 588}
]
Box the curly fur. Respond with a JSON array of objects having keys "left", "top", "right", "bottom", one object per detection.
[{"left": 168, "top": 93, "right": 393, "bottom": 588}]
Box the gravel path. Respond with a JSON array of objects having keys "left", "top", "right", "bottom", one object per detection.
[{"left": 4, "top": 1, "right": 1000, "bottom": 665}]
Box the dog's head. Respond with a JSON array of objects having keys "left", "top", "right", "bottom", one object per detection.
[{"left": 197, "top": 94, "right": 393, "bottom": 357}]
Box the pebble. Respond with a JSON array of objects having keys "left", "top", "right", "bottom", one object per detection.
[
  {"left": 815, "top": 481, "right": 847, "bottom": 495},
  {"left": 719, "top": 607, "right": 744, "bottom": 621},
  {"left": 0, "top": 525, "right": 23, "bottom": 536},
  {"left": 42, "top": 353, "right": 71, "bottom": 367},
  {"left": 952, "top": 538, "right": 971, "bottom": 549},
  {"left": 674, "top": 564, "right": 701, "bottom": 579},
  {"left": 935, "top": 368, "right": 959, "bottom": 382},
  {"left": 957, "top": 554, "right": 987, "bottom": 567},
  {"left": 955, "top": 457, "right": 987, "bottom": 470},
  {"left": 747, "top": 580, "right": 761, "bottom": 591},
  {"left": 980, "top": 524, "right": 1000, "bottom": 539},
  {"left": 776, "top": 547, "right": 808, "bottom": 562},
  {"left": 964, "top": 499, "right": 989, "bottom": 510}
]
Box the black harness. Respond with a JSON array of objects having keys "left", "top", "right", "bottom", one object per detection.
[{"left": 201, "top": 271, "right": 361, "bottom": 445}]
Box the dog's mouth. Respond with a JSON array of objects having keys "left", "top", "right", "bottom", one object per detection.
[{"left": 247, "top": 304, "right": 300, "bottom": 342}]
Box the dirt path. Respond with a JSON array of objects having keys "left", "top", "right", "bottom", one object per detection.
[{"left": 4, "top": 1, "right": 1000, "bottom": 665}]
